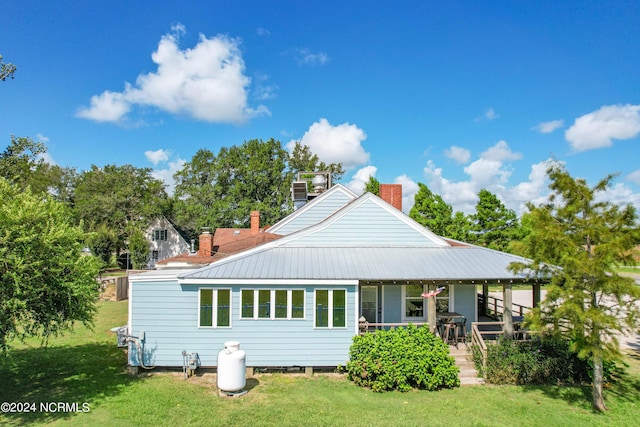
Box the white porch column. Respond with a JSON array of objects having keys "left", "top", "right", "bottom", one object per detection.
[
  {"left": 503, "top": 282, "right": 513, "bottom": 338},
  {"left": 428, "top": 297, "right": 437, "bottom": 334}
]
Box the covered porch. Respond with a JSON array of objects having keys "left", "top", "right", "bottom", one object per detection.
[{"left": 357, "top": 280, "right": 544, "bottom": 343}]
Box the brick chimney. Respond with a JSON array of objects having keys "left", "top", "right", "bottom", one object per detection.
[
  {"left": 250, "top": 211, "right": 260, "bottom": 233},
  {"left": 198, "top": 227, "right": 214, "bottom": 257},
  {"left": 380, "top": 184, "right": 402, "bottom": 211}
]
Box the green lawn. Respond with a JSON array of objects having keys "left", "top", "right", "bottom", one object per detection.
[{"left": 1, "top": 301, "right": 640, "bottom": 426}]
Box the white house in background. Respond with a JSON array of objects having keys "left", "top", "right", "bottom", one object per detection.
[
  {"left": 127, "top": 184, "right": 535, "bottom": 370},
  {"left": 145, "top": 216, "right": 191, "bottom": 267}
]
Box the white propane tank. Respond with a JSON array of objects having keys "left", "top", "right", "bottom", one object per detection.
[{"left": 217, "top": 341, "right": 246, "bottom": 392}]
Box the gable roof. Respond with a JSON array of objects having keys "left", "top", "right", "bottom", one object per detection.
[
  {"left": 266, "top": 184, "right": 358, "bottom": 235},
  {"left": 180, "top": 192, "right": 533, "bottom": 283}
]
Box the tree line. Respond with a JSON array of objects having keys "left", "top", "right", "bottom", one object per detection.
[{"left": 0, "top": 136, "right": 347, "bottom": 268}]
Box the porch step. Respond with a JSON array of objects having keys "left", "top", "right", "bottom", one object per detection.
[{"left": 449, "top": 344, "right": 485, "bottom": 386}]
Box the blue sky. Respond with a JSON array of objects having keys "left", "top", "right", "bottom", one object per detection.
[{"left": 2, "top": 1, "right": 639, "bottom": 215}]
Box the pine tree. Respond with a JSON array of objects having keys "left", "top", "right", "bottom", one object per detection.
[{"left": 510, "top": 165, "right": 640, "bottom": 412}]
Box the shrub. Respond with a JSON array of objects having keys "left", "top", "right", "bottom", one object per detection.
[
  {"left": 475, "top": 335, "right": 618, "bottom": 385},
  {"left": 345, "top": 324, "right": 459, "bottom": 392}
]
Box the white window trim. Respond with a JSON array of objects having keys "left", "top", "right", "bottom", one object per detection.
[
  {"left": 401, "top": 284, "right": 427, "bottom": 322},
  {"left": 240, "top": 288, "right": 306, "bottom": 320},
  {"left": 198, "top": 288, "right": 232, "bottom": 329},
  {"left": 314, "top": 289, "right": 347, "bottom": 329}
]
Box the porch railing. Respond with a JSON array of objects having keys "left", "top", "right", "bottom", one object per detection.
[
  {"left": 478, "top": 293, "right": 530, "bottom": 318},
  {"left": 471, "top": 320, "right": 536, "bottom": 369},
  {"left": 471, "top": 321, "right": 506, "bottom": 369}
]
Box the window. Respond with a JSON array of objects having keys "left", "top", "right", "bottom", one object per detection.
[
  {"left": 153, "top": 229, "right": 168, "bottom": 241},
  {"left": 429, "top": 284, "right": 450, "bottom": 313},
  {"left": 315, "top": 289, "right": 346, "bottom": 328},
  {"left": 404, "top": 285, "right": 425, "bottom": 319},
  {"left": 199, "top": 289, "right": 231, "bottom": 327},
  {"left": 258, "top": 290, "right": 271, "bottom": 318},
  {"left": 360, "top": 286, "right": 378, "bottom": 323},
  {"left": 151, "top": 250, "right": 159, "bottom": 261},
  {"left": 402, "top": 284, "right": 450, "bottom": 321},
  {"left": 291, "top": 290, "right": 304, "bottom": 319},
  {"left": 240, "top": 289, "right": 305, "bottom": 320},
  {"left": 241, "top": 289, "right": 253, "bottom": 318}
]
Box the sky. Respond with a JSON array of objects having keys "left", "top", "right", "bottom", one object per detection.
[{"left": 2, "top": 1, "right": 640, "bottom": 215}]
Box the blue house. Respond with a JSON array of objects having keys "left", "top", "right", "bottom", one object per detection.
[{"left": 127, "top": 184, "right": 532, "bottom": 369}]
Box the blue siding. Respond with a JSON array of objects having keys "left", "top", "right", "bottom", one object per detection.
[
  {"left": 271, "top": 190, "right": 355, "bottom": 235},
  {"left": 290, "top": 199, "right": 443, "bottom": 247},
  {"left": 452, "top": 285, "right": 477, "bottom": 331},
  {"left": 130, "top": 279, "right": 357, "bottom": 367},
  {"left": 382, "top": 285, "right": 402, "bottom": 323}
]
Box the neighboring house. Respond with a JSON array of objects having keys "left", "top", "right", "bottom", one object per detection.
[
  {"left": 155, "top": 211, "right": 282, "bottom": 269},
  {"left": 145, "top": 216, "right": 191, "bottom": 267},
  {"left": 127, "top": 184, "right": 535, "bottom": 369}
]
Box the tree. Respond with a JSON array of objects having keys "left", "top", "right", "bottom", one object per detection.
[
  {"left": 174, "top": 139, "right": 294, "bottom": 236},
  {"left": 87, "top": 225, "right": 117, "bottom": 270},
  {"left": 74, "top": 164, "right": 169, "bottom": 253},
  {"left": 363, "top": 176, "right": 380, "bottom": 195},
  {"left": 0, "top": 178, "right": 101, "bottom": 352},
  {"left": 0, "top": 135, "right": 77, "bottom": 203},
  {"left": 509, "top": 165, "right": 640, "bottom": 412},
  {"left": 0, "top": 54, "right": 16, "bottom": 81},
  {"left": 446, "top": 211, "right": 473, "bottom": 242},
  {"left": 288, "top": 141, "right": 345, "bottom": 183},
  {"left": 128, "top": 229, "right": 149, "bottom": 269},
  {"left": 409, "top": 183, "right": 453, "bottom": 236},
  {"left": 470, "top": 189, "right": 520, "bottom": 251}
]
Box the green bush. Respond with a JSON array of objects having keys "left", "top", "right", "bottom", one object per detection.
[
  {"left": 474, "top": 336, "right": 618, "bottom": 385},
  {"left": 345, "top": 324, "right": 459, "bottom": 392}
]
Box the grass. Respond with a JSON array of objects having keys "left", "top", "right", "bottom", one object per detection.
[{"left": 1, "top": 302, "right": 640, "bottom": 426}]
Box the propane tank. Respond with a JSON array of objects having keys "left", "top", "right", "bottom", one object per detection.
[{"left": 217, "top": 341, "right": 246, "bottom": 392}]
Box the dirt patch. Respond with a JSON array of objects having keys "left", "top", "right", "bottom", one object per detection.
[{"left": 99, "top": 282, "right": 117, "bottom": 302}]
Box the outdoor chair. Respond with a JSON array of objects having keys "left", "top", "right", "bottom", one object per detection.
[{"left": 454, "top": 317, "right": 467, "bottom": 345}]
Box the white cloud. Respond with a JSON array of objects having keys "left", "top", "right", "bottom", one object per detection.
[
  {"left": 294, "top": 48, "right": 330, "bottom": 66},
  {"left": 35, "top": 133, "right": 50, "bottom": 143},
  {"left": 38, "top": 152, "right": 56, "bottom": 165},
  {"left": 252, "top": 72, "right": 277, "bottom": 101},
  {"left": 151, "top": 157, "right": 186, "bottom": 196},
  {"left": 475, "top": 107, "right": 500, "bottom": 122},
  {"left": 565, "top": 104, "right": 640, "bottom": 152},
  {"left": 422, "top": 141, "right": 532, "bottom": 214},
  {"left": 76, "top": 25, "right": 268, "bottom": 124},
  {"left": 256, "top": 27, "right": 270, "bottom": 37},
  {"left": 481, "top": 140, "right": 522, "bottom": 162},
  {"left": 533, "top": 119, "right": 564, "bottom": 134},
  {"left": 627, "top": 170, "right": 640, "bottom": 185},
  {"left": 288, "top": 118, "right": 369, "bottom": 170},
  {"left": 463, "top": 140, "right": 521, "bottom": 188},
  {"left": 346, "top": 165, "right": 377, "bottom": 194},
  {"left": 77, "top": 90, "right": 131, "bottom": 122},
  {"left": 424, "top": 160, "right": 479, "bottom": 214},
  {"left": 145, "top": 149, "right": 171, "bottom": 166},
  {"left": 445, "top": 146, "right": 471, "bottom": 165},
  {"left": 504, "top": 160, "right": 555, "bottom": 213}
]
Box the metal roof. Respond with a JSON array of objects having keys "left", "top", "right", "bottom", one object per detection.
[
  {"left": 177, "top": 191, "right": 537, "bottom": 284},
  {"left": 180, "top": 245, "right": 532, "bottom": 282}
]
